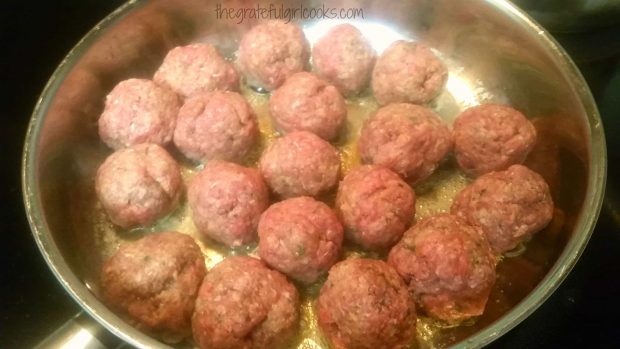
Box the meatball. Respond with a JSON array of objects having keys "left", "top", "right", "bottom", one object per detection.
[
  {"left": 453, "top": 104, "right": 537, "bottom": 176},
  {"left": 100, "top": 231, "right": 206, "bottom": 342},
  {"left": 192, "top": 256, "right": 299, "bottom": 349},
  {"left": 269, "top": 72, "right": 346, "bottom": 140},
  {"left": 173, "top": 91, "right": 258, "bottom": 163},
  {"left": 154, "top": 43, "right": 239, "bottom": 98},
  {"left": 358, "top": 103, "right": 453, "bottom": 183},
  {"left": 336, "top": 165, "right": 415, "bottom": 251},
  {"left": 259, "top": 131, "right": 340, "bottom": 198},
  {"left": 188, "top": 161, "right": 269, "bottom": 247},
  {"left": 451, "top": 164, "right": 554, "bottom": 253},
  {"left": 98, "top": 79, "right": 180, "bottom": 149},
  {"left": 312, "top": 23, "right": 376, "bottom": 96},
  {"left": 372, "top": 40, "right": 447, "bottom": 105},
  {"left": 95, "top": 143, "right": 182, "bottom": 228},
  {"left": 388, "top": 214, "right": 496, "bottom": 322},
  {"left": 317, "top": 258, "right": 416, "bottom": 349},
  {"left": 238, "top": 20, "right": 310, "bottom": 91},
  {"left": 258, "top": 196, "right": 344, "bottom": 283}
]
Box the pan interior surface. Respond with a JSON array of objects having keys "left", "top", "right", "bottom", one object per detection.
[{"left": 22, "top": 0, "right": 605, "bottom": 348}]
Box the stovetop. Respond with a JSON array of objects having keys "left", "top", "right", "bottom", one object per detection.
[{"left": 1, "top": 1, "right": 619, "bottom": 348}]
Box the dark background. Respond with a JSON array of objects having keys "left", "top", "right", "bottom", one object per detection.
[{"left": 1, "top": 1, "right": 620, "bottom": 348}]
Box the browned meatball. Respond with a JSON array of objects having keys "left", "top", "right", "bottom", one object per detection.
[
  {"left": 451, "top": 164, "right": 554, "bottom": 253},
  {"left": 238, "top": 20, "right": 310, "bottom": 91},
  {"left": 154, "top": 43, "right": 239, "bottom": 98},
  {"left": 173, "top": 91, "right": 258, "bottom": 163},
  {"left": 269, "top": 72, "right": 346, "bottom": 141},
  {"left": 100, "top": 232, "right": 206, "bottom": 343},
  {"left": 358, "top": 103, "right": 453, "bottom": 183},
  {"left": 453, "top": 104, "right": 537, "bottom": 176},
  {"left": 192, "top": 256, "right": 299, "bottom": 349},
  {"left": 372, "top": 40, "right": 447, "bottom": 105},
  {"left": 188, "top": 161, "right": 269, "bottom": 247},
  {"left": 258, "top": 196, "right": 344, "bottom": 283},
  {"left": 336, "top": 165, "right": 415, "bottom": 251},
  {"left": 388, "top": 214, "right": 496, "bottom": 322},
  {"left": 98, "top": 79, "right": 180, "bottom": 150},
  {"left": 312, "top": 23, "right": 376, "bottom": 96},
  {"left": 317, "top": 258, "right": 416, "bottom": 349},
  {"left": 259, "top": 131, "right": 340, "bottom": 198},
  {"left": 95, "top": 143, "right": 182, "bottom": 229}
]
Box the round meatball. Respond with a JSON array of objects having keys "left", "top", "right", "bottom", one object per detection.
[
  {"left": 336, "top": 165, "right": 415, "bottom": 251},
  {"left": 258, "top": 196, "right": 344, "bottom": 283},
  {"left": 358, "top": 103, "right": 453, "bottom": 183},
  {"left": 188, "top": 161, "right": 269, "bottom": 247},
  {"left": 95, "top": 143, "right": 182, "bottom": 228},
  {"left": 372, "top": 40, "right": 447, "bottom": 105},
  {"left": 451, "top": 164, "right": 554, "bottom": 253},
  {"left": 173, "top": 91, "right": 258, "bottom": 163},
  {"left": 192, "top": 256, "right": 299, "bottom": 349},
  {"left": 238, "top": 20, "right": 310, "bottom": 91},
  {"left": 154, "top": 43, "right": 239, "bottom": 98},
  {"left": 454, "top": 104, "right": 537, "bottom": 176},
  {"left": 312, "top": 23, "right": 376, "bottom": 96},
  {"left": 259, "top": 131, "right": 340, "bottom": 198},
  {"left": 269, "top": 72, "right": 346, "bottom": 140},
  {"left": 388, "top": 214, "right": 496, "bottom": 322},
  {"left": 98, "top": 79, "right": 180, "bottom": 149},
  {"left": 317, "top": 258, "right": 416, "bottom": 349},
  {"left": 100, "top": 231, "right": 206, "bottom": 343}
]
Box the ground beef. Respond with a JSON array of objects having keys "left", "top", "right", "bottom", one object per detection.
[{"left": 95, "top": 143, "right": 182, "bottom": 228}]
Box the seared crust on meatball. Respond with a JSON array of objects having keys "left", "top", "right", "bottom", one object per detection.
[
  {"left": 188, "top": 161, "right": 269, "bottom": 247},
  {"left": 98, "top": 79, "right": 180, "bottom": 150},
  {"left": 453, "top": 104, "right": 537, "bottom": 176},
  {"left": 154, "top": 43, "right": 239, "bottom": 98},
  {"left": 269, "top": 72, "right": 346, "bottom": 140},
  {"left": 312, "top": 23, "right": 376, "bottom": 96},
  {"left": 358, "top": 103, "right": 453, "bottom": 183},
  {"left": 258, "top": 196, "right": 344, "bottom": 283},
  {"left": 95, "top": 143, "right": 182, "bottom": 229},
  {"left": 259, "top": 131, "right": 340, "bottom": 198},
  {"left": 317, "top": 258, "right": 416, "bottom": 349},
  {"left": 451, "top": 164, "right": 554, "bottom": 253},
  {"left": 173, "top": 91, "right": 258, "bottom": 163},
  {"left": 388, "top": 214, "right": 496, "bottom": 322},
  {"left": 336, "top": 165, "right": 415, "bottom": 251},
  {"left": 372, "top": 41, "right": 447, "bottom": 105},
  {"left": 100, "top": 232, "right": 206, "bottom": 343},
  {"left": 192, "top": 256, "right": 299, "bottom": 349},
  {"left": 238, "top": 20, "right": 310, "bottom": 91}
]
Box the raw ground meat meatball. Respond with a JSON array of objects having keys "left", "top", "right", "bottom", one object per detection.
[
  {"left": 453, "top": 104, "right": 537, "bottom": 176},
  {"left": 269, "top": 72, "right": 346, "bottom": 140},
  {"left": 100, "top": 231, "right": 206, "bottom": 343},
  {"left": 95, "top": 143, "right": 182, "bottom": 228},
  {"left": 154, "top": 43, "right": 239, "bottom": 98},
  {"left": 451, "top": 164, "right": 554, "bottom": 253},
  {"left": 259, "top": 131, "right": 340, "bottom": 198},
  {"left": 388, "top": 214, "right": 496, "bottom": 322},
  {"left": 258, "top": 196, "right": 344, "bottom": 283},
  {"left": 312, "top": 23, "right": 376, "bottom": 96},
  {"left": 188, "top": 161, "right": 269, "bottom": 247},
  {"left": 317, "top": 258, "right": 416, "bottom": 349},
  {"left": 238, "top": 20, "right": 310, "bottom": 91},
  {"left": 192, "top": 256, "right": 299, "bottom": 349},
  {"left": 358, "top": 103, "right": 453, "bottom": 183},
  {"left": 98, "top": 78, "right": 180, "bottom": 149},
  {"left": 372, "top": 40, "right": 447, "bottom": 105},
  {"left": 336, "top": 165, "right": 416, "bottom": 251},
  {"left": 173, "top": 91, "right": 258, "bottom": 163}
]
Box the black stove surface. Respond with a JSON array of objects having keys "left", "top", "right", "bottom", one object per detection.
[{"left": 1, "top": 2, "right": 619, "bottom": 348}]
